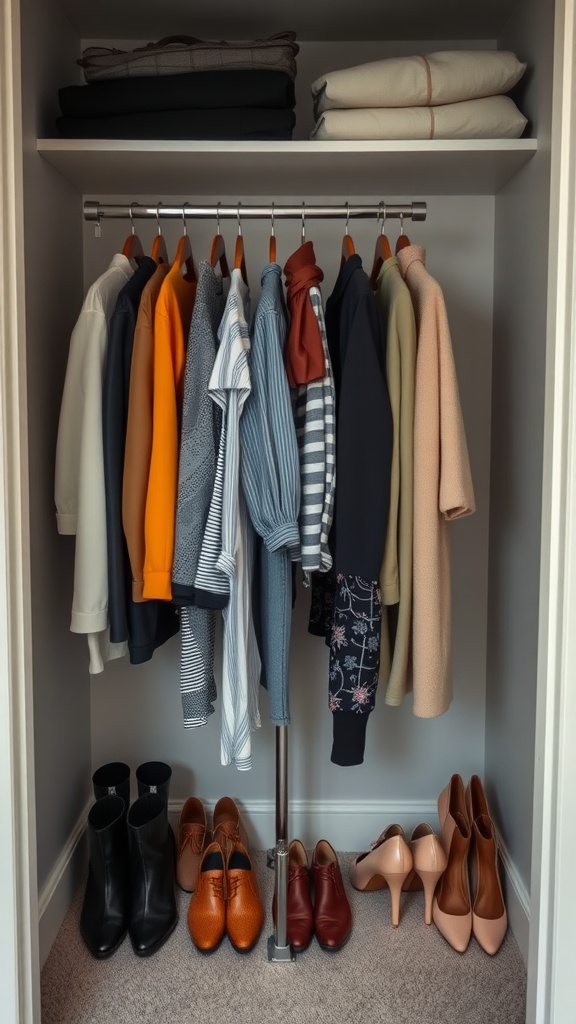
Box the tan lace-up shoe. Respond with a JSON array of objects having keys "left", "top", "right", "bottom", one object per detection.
[
  {"left": 187, "top": 842, "right": 226, "bottom": 953},
  {"left": 177, "top": 797, "right": 207, "bottom": 892}
]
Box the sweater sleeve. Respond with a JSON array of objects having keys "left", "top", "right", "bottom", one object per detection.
[
  {"left": 333, "top": 293, "right": 393, "bottom": 581},
  {"left": 379, "top": 294, "right": 401, "bottom": 605},
  {"left": 436, "top": 292, "right": 476, "bottom": 520},
  {"left": 143, "top": 301, "right": 183, "bottom": 600},
  {"left": 55, "top": 308, "right": 110, "bottom": 634}
]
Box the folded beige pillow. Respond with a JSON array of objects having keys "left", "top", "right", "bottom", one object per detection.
[
  {"left": 310, "top": 96, "right": 528, "bottom": 141},
  {"left": 312, "top": 51, "right": 526, "bottom": 115}
]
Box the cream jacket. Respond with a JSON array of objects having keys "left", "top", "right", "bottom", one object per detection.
[
  {"left": 397, "top": 246, "right": 475, "bottom": 718},
  {"left": 55, "top": 253, "right": 132, "bottom": 673}
]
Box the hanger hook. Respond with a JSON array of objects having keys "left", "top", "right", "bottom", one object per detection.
[
  {"left": 399, "top": 211, "right": 404, "bottom": 236},
  {"left": 156, "top": 201, "right": 163, "bottom": 236},
  {"left": 181, "top": 202, "right": 189, "bottom": 236},
  {"left": 237, "top": 201, "right": 243, "bottom": 237},
  {"left": 345, "top": 201, "right": 351, "bottom": 236},
  {"left": 270, "top": 201, "right": 275, "bottom": 238},
  {"left": 216, "top": 201, "right": 221, "bottom": 236},
  {"left": 301, "top": 201, "right": 306, "bottom": 244},
  {"left": 379, "top": 201, "right": 387, "bottom": 234},
  {"left": 94, "top": 207, "right": 102, "bottom": 239},
  {"left": 129, "top": 202, "right": 138, "bottom": 236}
]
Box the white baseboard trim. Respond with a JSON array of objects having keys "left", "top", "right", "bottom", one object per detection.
[
  {"left": 495, "top": 824, "right": 531, "bottom": 964},
  {"left": 38, "top": 798, "right": 91, "bottom": 968},
  {"left": 37, "top": 797, "right": 531, "bottom": 969}
]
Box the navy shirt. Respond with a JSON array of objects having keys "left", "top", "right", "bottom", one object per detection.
[
  {"left": 325, "top": 254, "right": 393, "bottom": 581},
  {"left": 103, "top": 257, "right": 179, "bottom": 662}
]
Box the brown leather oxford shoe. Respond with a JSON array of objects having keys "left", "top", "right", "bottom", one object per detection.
[
  {"left": 272, "top": 839, "right": 314, "bottom": 951},
  {"left": 312, "top": 840, "right": 352, "bottom": 952},
  {"left": 177, "top": 797, "right": 207, "bottom": 893},
  {"left": 225, "top": 842, "right": 264, "bottom": 953},
  {"left": 187, "top": 841, "right": 226, "bottom": 953}
]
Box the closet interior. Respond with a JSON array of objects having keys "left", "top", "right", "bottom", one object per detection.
[{"left": 15, "top": 0, "right": 555, "bottom": 1016}]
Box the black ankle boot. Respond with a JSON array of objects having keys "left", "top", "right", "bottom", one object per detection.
[
  {"left": 135, "top": 761, "right": 171, "bottom": 809},
  {"left": 80, "top": 795, "right": 129, "bottom": 958},
  {"left": 92, "top": 762, "right": 131, "bottom": 808},
  {"left": 127, "top": 793, "right": 177, "bottom": 956}
]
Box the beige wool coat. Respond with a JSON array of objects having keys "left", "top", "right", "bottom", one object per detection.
[
  {"left": 397, "top": 246, "right": 475, "bottom": 718},
  {"left": 373, "top": 257, "right": 417, "bottom": 707}
]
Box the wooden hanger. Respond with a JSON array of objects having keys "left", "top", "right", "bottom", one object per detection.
[
  {"left": 209, "top": 203, "right": 230, "bottom": 278},
  {"left": 122, "top": 202, "right": 144, "bottom": 262},
  {"left": 395, "top": 212, "right": 411, "bottom": 253},
  {"left": 171, "top": 203, "right": 197, "bottom": 281},
  {"left": 234, "top": 202, "right": 248, "bottom": 285},
  {"left": 150, "top": 201, "right": 169, "bottom": 264},
  {"left": 340, "top": 202, "right": 356, "bottom": 268},
  {"left": 370, "top": 203, "right": 393, "bottom": 289},
  {"left": 269, "top": 201, "right": 277, "bottom": 264}
]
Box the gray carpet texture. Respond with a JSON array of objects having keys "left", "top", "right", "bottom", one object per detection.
[{"left": 41, "top": 852, "right": 526, "bottom": 1024}]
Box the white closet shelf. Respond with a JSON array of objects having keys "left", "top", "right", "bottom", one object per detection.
[{"left": 37, "top": 139, "right": 537, "bottom": 197}]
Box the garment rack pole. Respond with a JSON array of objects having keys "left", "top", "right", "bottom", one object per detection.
[
  {"left": 82, "top": 195, "right": 427, "bottom": 964},
  {"left": 267, "top": 725, "right": 294, "bottom": 963},
  {"left": 83, "top": 200, "right": 427, "bottom": 223}
]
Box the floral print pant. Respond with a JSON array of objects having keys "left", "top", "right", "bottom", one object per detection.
[{"left": 309, "top": 571, "right": 382, "bottom": 715}]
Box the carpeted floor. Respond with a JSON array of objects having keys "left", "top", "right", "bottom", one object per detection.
[{"left": 41, "top": 852, "right": 526, "bottom": 1024}]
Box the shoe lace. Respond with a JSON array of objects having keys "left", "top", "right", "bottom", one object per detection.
[
  {"left": 227, "top": 874, "right": 245, "bottom": 900},
  {"left": 179, "top": 826, "right": 204, "bottom": 857},
  {"left": 315, "top": 864, "right": 343, "bottom": 897},
  {"left": 206, "top": 874, "right": 224, "bottom": 898}
]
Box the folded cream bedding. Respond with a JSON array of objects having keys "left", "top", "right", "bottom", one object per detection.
[
  {"left": 310, "top": 95, "right": 527, "bottom": 141},
  {"left": 312, "top": 51, "right": 526, "bottom": 115}
]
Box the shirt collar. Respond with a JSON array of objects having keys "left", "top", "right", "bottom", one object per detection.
[{"left": 396, "top": 245, "right": 426, "bottom": 277}]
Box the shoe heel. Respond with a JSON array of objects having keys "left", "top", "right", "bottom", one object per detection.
[
  {"left": 383, "top": 869, "right": 411, "bottom": 927},
  {"left": 417, "top": 868, "right": 444, "bottom": 925}
]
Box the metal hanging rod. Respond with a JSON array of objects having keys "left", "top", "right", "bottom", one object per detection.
[{"left": 84, "top": 200, "right": 427, "bottom": 223}]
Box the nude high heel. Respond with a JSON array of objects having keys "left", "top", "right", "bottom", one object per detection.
[
  {"left": 350, "top": 824, "right": 413, "bottom": 927},
  {"left": 466, "top": 775, "right": 508, "bottom": 955},
  {"left": 432, "top": 774, "right": 472, "bottom": 953},
  {"left": 405, "top": 823, "right": 447, "bottom": 925}
]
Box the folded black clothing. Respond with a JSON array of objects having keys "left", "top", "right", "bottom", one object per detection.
[
  {"left": 56, "top": 107, "right": 296, "bottom": 140},
  {"left": 59, "top": 69, "right": 296, "bottom": 118}
]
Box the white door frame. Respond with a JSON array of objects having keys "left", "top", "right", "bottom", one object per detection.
[
  {"left": 527, "top": 0, "right": 576, "bottom": 1021},
  {"left": 0, "top": 0, "right": 41, "bottom": 1021},
  {"left": 1, "top": 0, "right": 576, "bottom": 1021}
]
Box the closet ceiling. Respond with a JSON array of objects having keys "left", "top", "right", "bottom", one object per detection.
[{"left": 59, "top": 0, "right": 519, "bottom": 41}]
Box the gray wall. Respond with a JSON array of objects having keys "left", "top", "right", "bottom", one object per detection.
[
  {"left": 486, "top": 0, "right": 555, "bottom": 888},
  {"left": 20, "top": 0, "right": 92, "bottom": 892}
]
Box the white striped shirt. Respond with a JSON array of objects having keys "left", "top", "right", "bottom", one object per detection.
[{"left": 205, "top": 270, "right": 261, "bottom": 769}]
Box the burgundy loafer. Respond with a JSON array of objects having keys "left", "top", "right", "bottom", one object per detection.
[
  {"left": 272, "top": 839, "right": 314, "bottom": 951},
  {"left": 312, "top": 840, "right": 352, "bottom": 952}
]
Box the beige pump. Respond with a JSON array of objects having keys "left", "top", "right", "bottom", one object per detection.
[
  {"left": 466, "top": 775, "right": 508, "bottom": 955},
  {"left": 433, "top": 774, "right": 473, "bottom": 952},
  {"left": 403, "top": 823, "right": 448, "bottom": 925},
  {"left": 350, "top": 824, "right": 413, "bottom": 926}
]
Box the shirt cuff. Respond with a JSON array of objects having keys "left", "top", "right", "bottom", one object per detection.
[
  {"left": 142, "top": 571, "right": 172, "bottom": 601},
  {"left": 265, "top": 521, "right": 300, "bottom": 553},
  {"left": 215, "top": 550, "right": 236, "bottom": 579},
  {"left": 56, "top": 512, "right": 77, "bottom": 535}
]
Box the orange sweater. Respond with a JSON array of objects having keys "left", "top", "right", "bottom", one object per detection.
[
  {"left": 143, "top": 264, "right": 196, "bottom": 600},
  {"left": 122, "top": 263, "right": 169, "bottom": 602}
]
